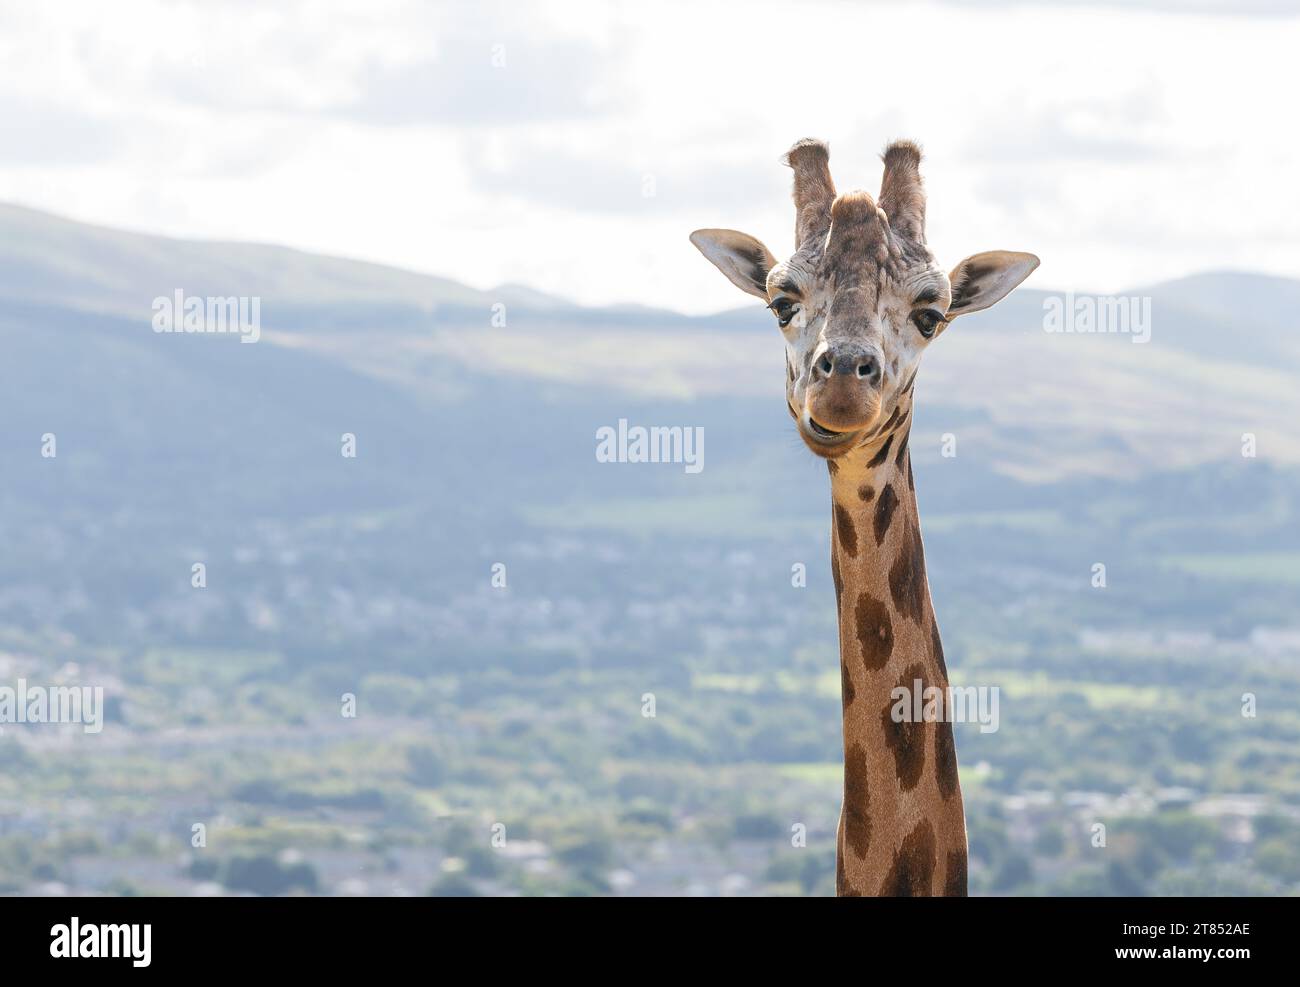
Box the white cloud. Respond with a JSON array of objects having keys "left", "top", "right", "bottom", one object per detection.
[{"left": 0, "top": 0, "right": 1297, "bottom": 313}]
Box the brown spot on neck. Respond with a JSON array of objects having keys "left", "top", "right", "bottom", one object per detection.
[
  {"left": 834, "top": 502, "right": 858, "bottom": 558},
  {"left": 854, "top": 593, "right": 894, "bottom": 671},
  {"left": 880, "top": 819, "right": 937, "bottom": 896},
  {"left": 888, "top": 522, "right": 928, "bottom": 625},
  {"left": 881, "top": 662, "right": 928, "bottom": 791},
  {"left": 842, "top": 742, "right": 873, "bottom": 859},
  {"left": 930, "top": 619, "right": 947, "bottom": 680},
  {"left": 836, "top": 855, "right": 864, "bottom": 897},
  {"left": 894, "top": 427, "right": 910, "bottom": 468},
  {"left": 942, "top": 849, "right": 968, "bottom": 897},
  {"left": 874, "top": 404, "right": 903, "bottom": 437},
  {"left": 865, "top": 434, "right": 894, "bottom": 469},
  {"left": 935, "top": 719, "right": 959, "bottom": 802},
  {"left": 873, "top": 484, "right": 899, "bottom": 546}
]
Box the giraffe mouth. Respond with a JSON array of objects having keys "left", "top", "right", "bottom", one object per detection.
[
  {"left": 798, "top": 414, "right": 857, "bottom": 454},
  {"left": 807, "top": 418, "right": 846, "bottom": 441}
]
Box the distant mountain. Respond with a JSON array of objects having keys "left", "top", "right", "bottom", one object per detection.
[
  {"left": 3, "top": 199, "right": 1299, "bottom": 498},
  {"left": 0, "top": 201, "right": 497, "bottom": 315},
  {"left": 0, "top": 202, "right": 688, "bottom": 328},
  {"left": 1140, "top": 270, "right": 1300, "bottom": 334}
]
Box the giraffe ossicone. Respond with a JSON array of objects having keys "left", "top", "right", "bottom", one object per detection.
[{"left": 691, "top": 139, "right": 1039, "bottom": 896}]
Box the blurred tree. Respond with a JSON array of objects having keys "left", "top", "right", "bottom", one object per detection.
[
  {"left": 992, "top": 852, "right": 1033, "bottom": 891},
  {"left": 405, "top": 744, "right": 448, "bottom": 787},
  {"left": 427, "top": 873, "right": 479, "bottom": 897},
  {"left": 220, "top": 854, "right": 319, "bottom": 896}
]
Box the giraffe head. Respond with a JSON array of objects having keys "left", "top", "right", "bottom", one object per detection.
[{"left": 691, "top": 139, "right": 1038, "bottom": 460}]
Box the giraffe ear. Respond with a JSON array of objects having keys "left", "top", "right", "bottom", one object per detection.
[
  {"left": 946, "top": 251, "right": 1040, "bottom": 318},
  {"left": 689, "top": 229, "right": 776, "bottom": 301}
]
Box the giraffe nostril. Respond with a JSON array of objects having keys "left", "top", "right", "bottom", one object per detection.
[
  {"left": 857, "top": 356, "right": 880, "bottom": 380},
  {"left": 818, "top": 355, "right": 834, "bottom": 376}
]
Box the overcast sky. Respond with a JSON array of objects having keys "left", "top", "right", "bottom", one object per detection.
[{"left": 2, "top": 0, "right": 1297, "bottom": 313}]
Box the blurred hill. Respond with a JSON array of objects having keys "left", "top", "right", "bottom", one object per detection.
[{"left": 4, "top": 201, "right": 1297, "bottom": 511}]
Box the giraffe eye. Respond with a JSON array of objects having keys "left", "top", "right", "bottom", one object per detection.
[
  {"left": 768, "top": 297, "right": 799, "bottom": 329},
  {"left": 911, "top": 308, "right": 945, "bottom": 338}
]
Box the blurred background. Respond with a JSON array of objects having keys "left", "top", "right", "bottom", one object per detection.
[{"left": 1, "top": 0, "right": 1298, "bottom": 896}]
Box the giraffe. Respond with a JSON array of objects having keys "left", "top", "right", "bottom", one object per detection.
[{"left": 690, "top": 139, "right": 1038, "bottom": 896}]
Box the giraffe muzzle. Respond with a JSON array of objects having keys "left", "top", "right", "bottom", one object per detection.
[{"left": 804, "top": 341, "right": 885, "bottom": 438}]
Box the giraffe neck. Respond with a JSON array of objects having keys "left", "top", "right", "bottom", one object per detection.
[{"left": 827, "top": 428, "right": 967, "bottom": 896}]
